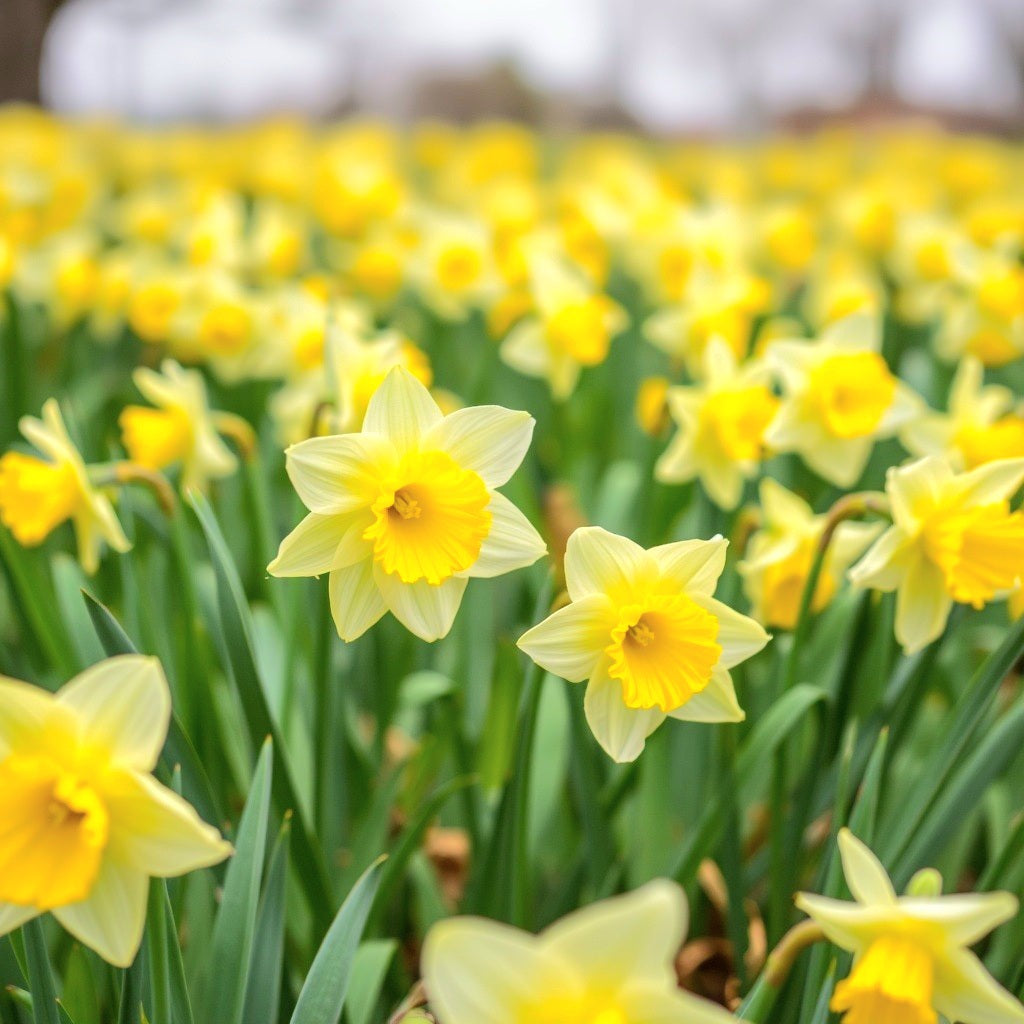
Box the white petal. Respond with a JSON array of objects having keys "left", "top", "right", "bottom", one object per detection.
[
  {"left": 619, "top": 987, "right": 738, "bottom": 1024},
  {"left": 848, "top": 525, "right": 916, "bottom": 592},
  {"left": 801, "top": 435, "right": 874, "bottom": 489},
  {"left": 564, "top": 527, "right": 652, "bottom": 603},
  {"left": 285, "top": 433, "right": 395, "bottom": 515},
  {"left": 691, "top": 595, "right": 770, "bottom": 669},
  {"left": 467, "top": 493, "right": 546, "bottom": 579},
  {"left": 374, "top": 567, "right": 467, "bottom": 642},
  {"left": 0, "top": 676, "right": 62, "bottom": 758},
  {"left": 956, "top": 457, "right": 1024, "bottom": 507},
  {"left": 793, "top": 894, "right": 896, "bottom": 954},
  {"left": 895, "top": 554, "right": 953, "bottom": 655},
  {"left": 699, "top": 459, "right": 745, "bottom": 511},
  {"left": 268, "top": 512, "right": 355, "bottom": 577},
  {"left": 669, "top": 669, "right": 744, "bottom": 723},
  {"left": 759, "top": 478, "right": 815, "bottom": 529},
  {"left": 104, "top": 770, "right": 231, "bottom": 877},
  {"left": 837, "top": 829, "right": 896, "bottom": 905},
  {"left": 0, "top": 903, "right": 40, "bottom": 939},
  {"left": 58, "top": 656, "right": 170, "bottom": 772},
  {"left": 425, "top": 406, "right": 535, "bottom": 488},
  {"left": 328, "top": 558, "right": 388, "bottom": 642},
  {"left": 823, "top": 312, "right": 880, "bottom": 351},
  {"left": 933, "top": 948, "right": 1024, "bottom": 1024},
  {"left": 362, "top": 366, "right": 443, "bottom": 452},
  {"left": 500, "top": 321, "right": 551, "bottom": 378},
  {"left": 53, "top": 858, "right": 148, "bottom": 968},
  {"left": 887, "top": 455, "right": 952, "bottom": 529},
  {"left": 422, "top": 917, "right": 574, "bottom": 1024},
  {"left": 899, "top": 891, "right": 1018, "bottom": 946},
  {"left": 541, "top": 880, "right": 687, "bottom": 989},
  {"left": 584, "top": 666, "right": 665, "bottom": 763},
  {"left": 647, "top": 536, "right": 728, "bottom": 597},
  {"left": 654, "top": 430, "right": 697, "bottom": 485},
  {"left": 517, "top": 594, "right": 616, "bottom": 682}
]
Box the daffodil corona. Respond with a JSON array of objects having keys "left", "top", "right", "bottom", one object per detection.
[
  {"left": 0, "top": 656, "right": 231, "bottom": 967},
  {"left": 797, "top": 829, "right": 1024, "bottom": 1024},
  {"left": 518, "top": 527, "right": 769, "bottom": 761},
  {"left": 421, "top": 881, "right": 736, "bottom": 1024},
  {"left": 269, "top": 366, "right": 546, "bottom": 641}
]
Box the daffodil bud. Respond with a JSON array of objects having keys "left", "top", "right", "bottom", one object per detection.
[{"left": 906, "top": 867, "right": 943, "bottom": 898}]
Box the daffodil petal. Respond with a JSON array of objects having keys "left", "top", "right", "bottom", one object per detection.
[
  {"left": 837, "top": 828, "right": 897, "bottom": 905},
  {"left": 793, "top": 893, "right": 897, "bottom": 953},
  {"left": 58, "top": 655, "right": 170, "bottom": 772},
  {"left": 500, "top": 321, "right": 551, "bottom": 379},
  {"left": 690, "top": 594, "right": 770, "bottom": 668},
  {"left": 517, "top": 594, "right": 616, "bottom": 682},
  {"left": 759, "top": 477, "right": 815, "bottom": 528},
  {"left": 618, "top": 986, "right": 738, "bottom": 1024},
  {"left": 541, "top": 879, "right": 686, "bottom": 989},
  {"left": 895, "top": 554, "right": 952, "bottom": 655},
  {"left": 373, "top": 566, "right": 467, "bottom": 642},
  {"left": 268, "top": 512, "right": 353, "bottom": 577},
  {"left": 53, "top": 857, "right": 148, "bottom": 968},
  {"left": 669, "top": 669, "right": 744, "bottom": 723},
  {"left": 887, "top": 455, "right": 951, "bottom": 528},
  {"left": 0, "top": 903, "right": 40, "bottom": 939},
  {"left": 285, "top": 433, "right": 395, "bottom": 515},
  {"left": 647, "top": 536, "right": 728, "bottom": 596},
  {"left": 422, "top": 917, "right": 573, "bottom": 1024},
  {"left": 362, "top": 365, "right": 443, "bottom": 452},
  {"left": 848, "top": 525, "right": 916, "bottom": 591},
  {"left": 584, "top": 666, "right": 665, "bottom": 763},
  {"left": 104, "top": 770, "right": 231, "bottom": 877},
  {"left": 467, "top": 493, "right": 546, "bottom": 578},
  {"left": 564, "top": 526, "right": 653, "bottom": 602},
  {"left": 956, "top": 457, "right": 1024, "bottom": 507},
  {"left": 933, "top": 947, "right": 1024, "bottom": 1024},
  {"left": 899, "top": 891, "right": 1018, "bottom": 946},
  {"left": 328, "top": 558, "right": 388, "bottom": 642},
  {"left": 425, "top": 406, "right": 535, "bottom": 488},
  {"left": 0, "top": 677, "right": 60, "bottom": 758}
]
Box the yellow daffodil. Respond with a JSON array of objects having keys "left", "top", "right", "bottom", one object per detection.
[
  {"left": 269, "top": 367, "right": 546, "bottom": 642},
  {"left": 0, "top": 399, "right": 130, "bottom": 572},
  {"left": 655, "top": 338, "right": 779, "bottom": 510},
  {"left": 797, "top": 828, "right": 1024, "bottom": 1024},
  {"left": 765, "top": 315, "right": 921, "bottom": 488},
  {"left": 0, "top": 655, "right": 231, "bottom": 967},
  {"left": 119, "top": 358, "right": 238, "bottom": 491},
  {"left": 413, "top": 214, "right": 496, "bottom": 321},
  {"left": 517, "top": 527, "right": 769, "bottom": 762},
  {"left": 421, "top": 880, "right": 735, "bottom": 1024},
  {"left": 849, "top": 455, "right": 1024, "bottom": 653},
  {"left": 739, "top": 478, "right": 881, "bottom": 630},
  {"left": 500, "top": 254, "right": 626, "bottom": 400},
  {"left": 902, "top": 356, "right": 1024, "bottom": 469}
]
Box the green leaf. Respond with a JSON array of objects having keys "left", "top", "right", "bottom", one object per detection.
[
  {"left": 189, "top": 491, "right": 333, "bottom": 929},
  {"left": 290, "top": 859, "right": 386, "bottom": 1024},
  {"left": 22, "top": 918, "right": 60, "bottom": 1024},
  {"left": 344, "top": 941, "right": 397, "bottom": 1024},
  {"left": 202, "top": 739, "right": 273, "bottom": 1024}
]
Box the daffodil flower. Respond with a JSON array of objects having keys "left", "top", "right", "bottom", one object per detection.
[
  {"left": 0, "top": 656, "right": 231, "bottom": 967},
  {"left": 500, "top": 253, "right": 626, "bottom": 400},
  {"left": 421, "top": 880, "right": 736, "bottom": 1024},
  {"left": 269, "top": 366, "right": 546, "bottom": 642},
  {"left": 739, "top": 478, "right": 881, "bottom": 630},
  {"left": 797, "top": 829, "right": 1024, "bottom": 1024},
  {"left": 119, "top": 358, "right": 238, "bottom": 492},
  {"left": 849, "top": 455, "right": 1024, "bottom": 653},
  {"left": 764, "top": 315, "right": 920, "bottom": 488},
  {"left": 901, "top": 356, "right": 1024, "bottom": 470},
  {"left": 655, "top": 337, "right": 779, "bottom": 510},
  {"left": 0, "top": 399, "right": 131, "bottom": 573},
  {"left": 517, "top": 527, "right": 769, "bottom": 762}
]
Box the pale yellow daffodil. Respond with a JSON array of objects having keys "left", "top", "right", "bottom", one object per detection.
[
  {"left": 119, "top": 358, "right": 238, "bottom": 492},
  {"left": 764, "top": 315, "right": 921, "bottom": 488},
  {"left": 0, "top": 399, "right": 131, "bottom": 573},
  {"left": 422, "top": 880, "right": 736, "bottom": 1024},
  {"left": 518, "top": 527, "right": 769, "bottom": 762},
  {"left": 739, "top": 478, "right": 881, "bottom": 630},
  {"left": 797, "top": 828, "right": 1024, "bottom": 1024},
  {"left": 849, "top": 455, "right": 1024, "bottom": 653},
  {"left": 901, "top": 356, "right": 1024, "bottom": 470},
  {"left": 0, "top": 656, "right": 231, "bottom": 967},
  {"left": 655, "top": 337, "right": 779, "bottom": 510},
  {"left": 269, "top": 366, "right": 546, "bottom": 642}
]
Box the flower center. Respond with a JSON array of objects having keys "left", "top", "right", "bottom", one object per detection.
[
  {"left": 701, "top": 385, "right": 780, "bottom": 462},
  {"left": 808, "top": 351, "right": 896, "bottom": 439},
  {"left": 437, "top": 243, "right": 483, "bottom": 293},
  {"left": 0, "top": 754, "right": 110, "bottom": 910},
  {"left": 923, "top": 501, "right": 1024, "bottom": 608},
  {"left": 831, "top": 935, "right": 937, "bottom": 1024},
  {"left": 120, "top": 405, "right": 194, "bottom": 471},
  {"left": 526, "top": 996, "right": 627, "bottom": 1024},
  {"left": 200, "top": 303, "right": 252, "bottom": 356},
  {"left": 363, "top": 449, "right": 492, "bottom": 585},
  {"left": 548, "top": 298, "right": 612, "bottom": 365},
  {"left": 759, "top": 540, "right": 837, "bottom": 630},
  {"left": 605, "top": 593, "right": 722, "bottom": 712},
  {"left": 956, "top": 417, "right": 1024, "bottom": 469},
  {"left": 0, "top": 453, "right": 83, "bottom": 545}
]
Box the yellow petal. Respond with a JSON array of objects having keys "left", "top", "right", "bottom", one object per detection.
[
  {"left": 517, "top": 593, "right": 617, "bottom": 682},
  {"left": 285, "top": 433, "right": 396, "bottom": 515},
  {"left": 362, "top": 365, "right": 442, "bottom": 452},
  {"left": 57, "top": 656, "right": 170, "bottom": 772},
  {"left": 838, "top": 828, "right": 897, "bottom": 906},
  {"left": 0, "top": 677, "right": 63, "bottom": 758},
  {"left": 268, "top": 511, "right": 366, "bottom": 578},
  {"left": 647, "top": 536, "right": 728, "bottom": 597},
  {"left": 564, "top": 527, "right": 653, "bottom": 603},
  {"left": 895, "top": 555, "right": 953, "bottom": 654},
  {"left": 583, "top": 666, "right": 665, "bottom": 763},
  {"left": 328, "top": 558, "right": 388, "bottom": 642},
  {"left": 424, "top": 406, "right": 535, "bottom": 488},
  {"left": 668, "top": 669, "right": 744, "bottom": 723},
  {"left": 933, "top": 947, "right": 1024, "bottom": 1024},
  {"left": 373, "top": 566, "right": 467, "bottom": 642},
  {"left": 467, "top": 493, "right": 546, "bottom": 579},
  {"left": 690, "top": 594, "right": 770, "bottom": 668},
  {"left": 899, "top": 891, "right": 1018, "bottom": 946}
]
